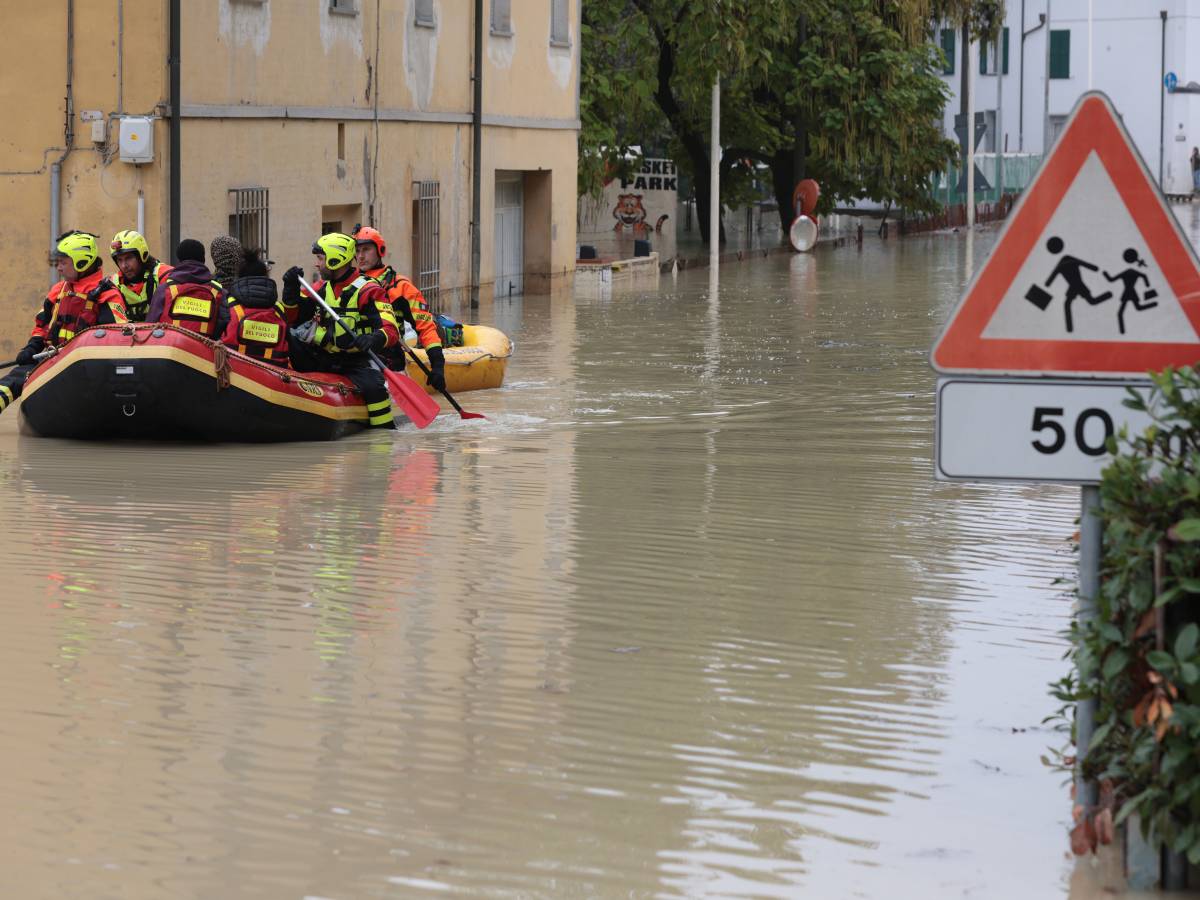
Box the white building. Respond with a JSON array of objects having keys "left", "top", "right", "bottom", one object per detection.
[{"left": 939, "top": 1, "right": 1200, "bottom": 195}]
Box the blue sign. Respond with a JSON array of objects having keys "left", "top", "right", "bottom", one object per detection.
[{"left": 1165, "top": 71, "right": 1179, "bottom": 92}]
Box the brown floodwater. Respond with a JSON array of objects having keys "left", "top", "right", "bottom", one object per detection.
[{"left": 0, "top": 227, "right": 1130, "bottom": 898}]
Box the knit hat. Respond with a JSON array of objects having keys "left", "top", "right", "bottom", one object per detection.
[
  {"left": 176, "top": 239, "right": 205, "bottom": 263},
  {"left": 210, "top": 234, "right": 243, "bottom": 282}
]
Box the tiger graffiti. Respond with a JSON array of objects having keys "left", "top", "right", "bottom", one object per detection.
[{"left": 612, "top": 194, "right": 669, "bottom": 236}]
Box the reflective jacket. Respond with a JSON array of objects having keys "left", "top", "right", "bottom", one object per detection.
[
  {"left": 310, "top": 271, "right": 399, "bottom": 354},
  {"left": 115, "top": 260, "right": 172, "bottom": 323},
  {"left": 363, "top": 265, "right": 441, "bottom": 349},
  {"left": 32, "top": 269, "right": 128, "bottom": 347},
  {"left": 149, "top": 261, "right": 230, "bottom": 338},
  {"left": 222, "top": 275, "right": 289, "bottom": 365}
]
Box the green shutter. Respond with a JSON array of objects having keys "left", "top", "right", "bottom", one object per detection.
[
  {"left": 1002, "top": 27, "right": 1010, "bottom": 75},
  {"left": 980, "top": 40, "right": 988, "bottom": 74},
  {"left": 941, "top": 28, "right": 955, "bottom": 75},
  {"left": 1050, "top": 29, "right": 1070, "bottom": 79}
]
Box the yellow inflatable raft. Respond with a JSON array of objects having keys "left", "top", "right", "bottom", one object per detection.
[{"left": 404, "top": 324, "right": 513, "bottom": 394}]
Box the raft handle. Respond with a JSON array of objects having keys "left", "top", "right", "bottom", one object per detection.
[{"left": 122, "top": 403, "right": 137, "bottom": 417}]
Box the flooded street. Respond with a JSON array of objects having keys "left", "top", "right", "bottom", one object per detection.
[{"left": 2, "top": 228, "right": 1101, "bottom": 898}]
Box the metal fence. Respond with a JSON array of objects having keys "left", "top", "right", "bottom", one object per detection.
[
  {"left": 228, "top": 187, "right": 269, "bottom": 258},
  {"left": 930, "top": 152, "right": 1043, "bottom": 207},
  {"left": 413, "top": 180, "right": 440, "bottom": 309}
]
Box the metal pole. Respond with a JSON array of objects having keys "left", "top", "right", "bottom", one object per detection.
[
  {"left": 1043, "top": 0, "right": 1052, "bottom": 154},
  {"left": 710, "top": 75, "right": 719, "bottom": 271},
  {"left": 137, "top": 189, "right": 145, "bottom": 236},
  {"left": 997, "top": 30, "right": 1005, "bottom": 203},
  {"left": 1076, "top": 484, "right": 1101, "bottom": 811},
  {"left": 1160, "top": 10, "right": 1167, "bottom": 188},
  {"left": 967, "top": 38, "right": 976, "bottom": 226},
  {"left": 169, "top": 0, "right": 181, "bottom": 260},
  {"left": 1087, "top": 0, "right": 1093, "bottom": 89},
  {"left": 470, "top": 0, "right": 482, "bottom": 309}
]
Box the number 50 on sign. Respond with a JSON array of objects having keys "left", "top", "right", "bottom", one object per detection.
[{"left": 935, "top": 379, "right": 1156, "bottom": 483}]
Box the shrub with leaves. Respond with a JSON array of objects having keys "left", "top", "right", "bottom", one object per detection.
[{"left": 1052, "top": 366, "right": 1200, "bottom": 860}]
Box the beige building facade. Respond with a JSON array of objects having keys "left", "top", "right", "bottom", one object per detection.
[{"left": 0, "top": 0, "right": 580, "bottom": 356}]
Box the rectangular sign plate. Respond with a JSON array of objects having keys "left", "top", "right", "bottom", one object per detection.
[{"left": 936, "top": 378, "right": 1156, "bottom": 483}]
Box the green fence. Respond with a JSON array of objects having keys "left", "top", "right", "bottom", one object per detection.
[{"left": 931, "top": 152, "right": 1043, "bottom": 207}]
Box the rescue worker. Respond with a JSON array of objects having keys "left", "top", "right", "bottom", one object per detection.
[
  {"left": 280, "top": 232, "right": 399, "bottom": 428},
  {"left": 210, "top": 234, "right": 243, "bottom": 288},
  {"left": 0, "top": 231, "right": 128, "bottom": 415},
  {"left": 147, "top": 239, "right": 230, "bottom": 338},
  {"left": 110, "top": 230, "right": 172, "bottom": 323},
  {"left": 221, "top": 248, "right": 290, "bottom": 366},
  {"left": 352, "top": 225, "right": 446, "bottom": 393}
]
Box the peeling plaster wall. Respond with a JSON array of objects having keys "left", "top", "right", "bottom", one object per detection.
[{"left": 403, "top": 6, "right": 439, "bottom": 109}]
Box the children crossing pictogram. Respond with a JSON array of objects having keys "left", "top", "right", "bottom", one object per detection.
[{"left": 932, "top": 92, "right": 1200, "bottom": 377}]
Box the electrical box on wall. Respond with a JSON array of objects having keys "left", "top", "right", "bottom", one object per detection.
[{"left": 118, "top": 117, "right": 154, "bottom": 164}]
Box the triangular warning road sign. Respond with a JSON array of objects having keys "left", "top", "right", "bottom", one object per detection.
[{"left": 932, "top": 91, "right": 1200, "bottom": 377}]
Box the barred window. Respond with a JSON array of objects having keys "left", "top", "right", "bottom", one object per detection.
[
  {"left": 412, "top": 180, "right": 441, "bottom": 309},
  {"left": 228, "top": 187, "right": 269, "bottom": 259}
]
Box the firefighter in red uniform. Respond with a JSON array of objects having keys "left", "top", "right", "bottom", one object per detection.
[
  {"left": 110, "top": 230, "right": 172, "bottom": 322},
  {"left": 0, "top": 230, "right": 128, "bottom": 415},
  {"left": 280, "top": 232, "right": 400, "bottom": 428},
  {"left": 221, "top": 248, "right": 290, "bottom": 366},
  {"left": 352, "top": 225, "right": 446, "bottom": 393},
  {"left": 147, "top": 239, "right": 230, "bottom": 338}
]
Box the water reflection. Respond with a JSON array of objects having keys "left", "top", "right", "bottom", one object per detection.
[{"left": 0, "top": 229, "right": 1091, "bottom": 897}]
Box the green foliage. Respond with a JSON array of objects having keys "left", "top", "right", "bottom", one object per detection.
[
  {"left": 579, "top": 0, "right": 960, "bottom": 221},
  {"left": 1054, "top": 367, "right": 1200, "bottom": 857}
]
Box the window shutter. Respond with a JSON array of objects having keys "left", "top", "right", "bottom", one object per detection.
[
  {"left": 1049, "top": 29, "right": 1070, "bottom": 79},
  {"left": 979, "top": 40, "right": 988, "bottom": 75},
  {"left": 1002, "top": 27, "right": 1010, "bottom": 75},
  {"left": 551, "top": 0, "right": 569, "bottom": 45},
  {"left": 491, "top": 0, "right": 511, "bottom": 34},
  {"left": 941, "top": 28, "right": 955, "bottom": 75}
]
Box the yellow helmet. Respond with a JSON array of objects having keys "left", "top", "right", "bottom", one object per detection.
[
  {"left": 110, "top": 229, "right": 151, "bottom": 263},
  {"left": 312, "top": 232, "right": 356, "bottom": 270},
  {"left": 53, "top": 230, "right": 100, "bottom": 273}
]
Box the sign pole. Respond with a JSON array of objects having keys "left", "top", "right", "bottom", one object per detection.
[
  {"left": 710, "top": 75, "right": 720, "bottom": 273},
  {"left": 1076, "top": 485, "right": 1101, "bottom": 811},
  {"left": 967, "top": 38, "right": 976, "bottom": 227}
]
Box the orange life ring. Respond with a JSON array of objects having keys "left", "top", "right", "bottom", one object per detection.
[{"left": 792, "top": 179, "right": 820, "bottom": 220}]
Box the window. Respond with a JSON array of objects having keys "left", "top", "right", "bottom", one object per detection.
[
  {"left": 329, "top": 0, "right": 357, "bottom": 15},
  {"left": 228, "top": 188, "right": 270, "bottom": 258},
  {"left": 491, "top": 0, "right": 511, "bottom": 36},
  {"left": 1049, "top": 29, "right": 1070, "bottom": 79},
  {"left": 415, "top": 0, "right": 435, "bottom": 27},
  {"left": 980, "top": 27, "right": 1009, "bottom": 75},
  {"left": 940, "top": 28, "right": 955, "bottom": 75},
  {"left": 412, "top": 181, "right": 441, "bottom": 308},
  {"left": 1049, "top": 114, "right": 1068, "bottom": 145},
  {"left": 550, "top": 0, "right": 569, "bottom": 46}
]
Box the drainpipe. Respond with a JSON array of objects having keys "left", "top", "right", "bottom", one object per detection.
[
  {"left": 1020, "top": 7, "right": 1046, "bottom": 152},
  {"left": 169, "top": 0, "right": 181, "bottom": 260},
  {"left": 1160, "top": 9, "right": 1167, "bottom": 187},
  {"left": 49, "top": 0, "right": 75, "bottom": 285},
  {"left": 470, "top": 0, "right": 482, "bottom": 309}
]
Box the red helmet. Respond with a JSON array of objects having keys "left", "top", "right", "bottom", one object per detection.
[{"left": 353, "top": 225, "right": 386, "bottom": 258}]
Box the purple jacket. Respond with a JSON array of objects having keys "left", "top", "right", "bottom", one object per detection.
[{"left": 147, "top": 260, "right": 230, "bottom": 335}]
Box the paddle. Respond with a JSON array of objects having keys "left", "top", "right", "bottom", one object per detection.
[
  {"left": 391, "top": 332, "right": 486, "bottom": 421},
  {"left": 297, "top": 276, "right": 440, "bottom": 429},
  {"left": 0, "top": 347, "right": 58, "bottom": 371}
]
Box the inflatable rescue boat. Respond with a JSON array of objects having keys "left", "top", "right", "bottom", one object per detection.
[
  {"left": 403, "top": 324, "right": 513, "bottom": 394},
  {"left": 19, "top": 325, "right": 370, "bottom": 442}
]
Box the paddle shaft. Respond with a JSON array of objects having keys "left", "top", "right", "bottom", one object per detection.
[
  {"left": 389, "top": 331, "right": 484, "bottom": 420},
  {"left": 0, "top": 347, "right": 57, "bottom": 371}
]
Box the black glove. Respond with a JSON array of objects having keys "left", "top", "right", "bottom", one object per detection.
[
  {"left": 281, "top": 266, "right": 304, "bottom": 304},
  {"left": 333, "top": 328, "right": 358, "bottom": 350},
  {"left": 354, "top": 330, "right": 387, "bottom": 353},
  {"left": 15, "top": 337, "right": 45, "bottom": 366},
  {"left": 426, "top": 346, "right": 446, "bottom": 393}
]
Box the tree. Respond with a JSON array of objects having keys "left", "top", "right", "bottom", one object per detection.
[{"left": 579, "top": 0, "right": 962, "bottom": 242}]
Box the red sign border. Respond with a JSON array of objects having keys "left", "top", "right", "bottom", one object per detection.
[{"left": 931, "top": 91, "right": 1200, "bottom": 376}]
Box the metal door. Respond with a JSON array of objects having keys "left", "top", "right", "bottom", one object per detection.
[{"left": 494, "top": 176, "right": 523, "bottom": 298}]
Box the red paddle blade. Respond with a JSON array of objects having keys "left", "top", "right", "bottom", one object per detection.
[
  {"left": 457, "top": 410, "right": 487, "bottom": 420},
  {"left": 382, "top": 367, "right": 440, "bottom": 429}
]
